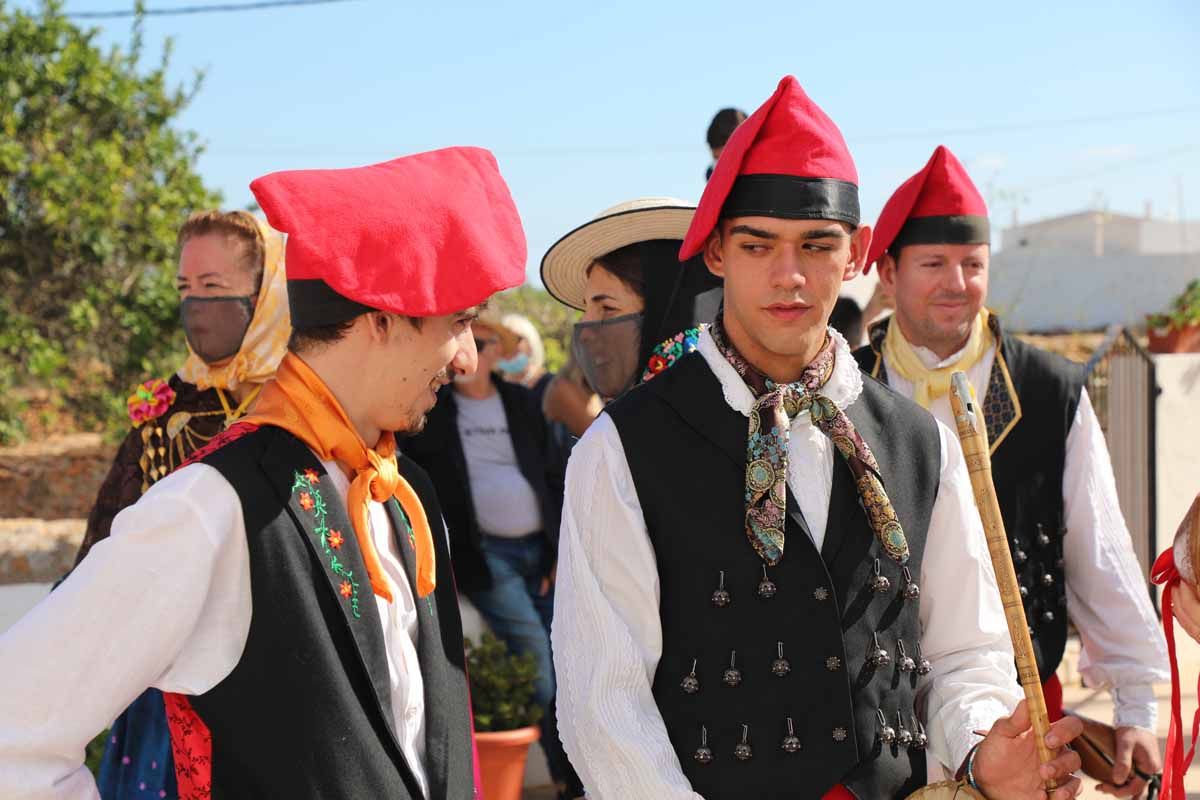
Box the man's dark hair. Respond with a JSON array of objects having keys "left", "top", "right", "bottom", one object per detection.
[
  {"left": 287, "top": 314, "right": 423, "bottom": 354},
  {"left": 829, "top": 296, "right": 864, "bottom": 346},
  {"left": 706, "top": 107, "right": 747, "bottom": 150}
]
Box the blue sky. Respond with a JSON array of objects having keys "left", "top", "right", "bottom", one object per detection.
[{"left": 29, "top": 0, "right": 1200, "bottom": 285}]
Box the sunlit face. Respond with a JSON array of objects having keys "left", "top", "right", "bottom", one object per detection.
[
  {"left": 877, "top": 243, "right": 989, "bottom": 357},
  {"left": 581, "top": 262, "right": 646, "bottom": 322},
  {"left": 364, "top": 308, "right": 481, "bottom": 435},
  {"left": 703, "top": 216, "right": 870, "bottom": 380},
  {"left": 176, "top": 234, "right": 258, "bottom": 299}
]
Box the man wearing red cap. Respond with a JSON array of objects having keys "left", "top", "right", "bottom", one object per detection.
[
  {"left": 0, "top": 147, "right": 526, "bottom": 799},
  {"left": 855, "top": 145, "right": 1168, "bottom": 798},
  {"left": 552, "top": 77, "right": 1085, "bottom": 799}
]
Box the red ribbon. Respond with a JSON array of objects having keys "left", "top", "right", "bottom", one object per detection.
[{"left": 1152, "top": 547, "right": 1200, "bottom": 799}]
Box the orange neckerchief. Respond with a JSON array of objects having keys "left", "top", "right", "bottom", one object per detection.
[{"left": 242, "top": 353, "right": 436, "bottom": 599}]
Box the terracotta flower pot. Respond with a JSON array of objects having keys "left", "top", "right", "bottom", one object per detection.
[
  {"left": 1148, "top": 322, "right": 1200, "bottom": 354},
  {"left": 475, "top": 725, "right": 540, "bottom": 800}
]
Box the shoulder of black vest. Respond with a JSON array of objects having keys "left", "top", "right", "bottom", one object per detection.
[{"left": 1000, "top": 333, "right": 1087, "bottom": 422}]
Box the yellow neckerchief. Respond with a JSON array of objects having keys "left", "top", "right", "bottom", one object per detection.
[
  {"left": 178, "top": 218, "right": 291, "bottom": 392},
  {"left": 241, "top": 354, "right": 436, "bottom": 600},
  {"left": 882, "top": 308, "right": 994, "bottom": 409}
]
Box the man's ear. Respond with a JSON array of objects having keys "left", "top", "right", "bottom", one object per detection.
[
  {"left": 703, "top": 228, "right": 726, "bottom": 279},
  {"left": 368, "top": 311, "right": 396, "bottom": 343},
  {"left": 877, "top": 250, "right": 899, "bottom": 293},
  {"left": 845, "top": 224, "right": 872, "bottom": 281}
]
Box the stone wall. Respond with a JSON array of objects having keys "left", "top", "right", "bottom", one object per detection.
[
  {"left": 0, "top": 434, "right": 113, "bottom": 519},
  {"left": 0, "top": 518, "right": 85, "bottom": 585}
]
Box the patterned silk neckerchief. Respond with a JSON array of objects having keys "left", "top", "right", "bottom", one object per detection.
[{"left": 709, "top": 315, "right": 910, "bottom": 567}]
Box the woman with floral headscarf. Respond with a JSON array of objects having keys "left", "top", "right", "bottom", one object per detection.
[{"left": 75, "top": 209, "right": 291, "bottom": 799}]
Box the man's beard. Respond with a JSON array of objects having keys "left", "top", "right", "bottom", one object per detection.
[{"left": 393, "top": 413, "right": 428, "bottom": 438}]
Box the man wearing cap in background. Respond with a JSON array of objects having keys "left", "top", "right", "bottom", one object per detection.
[
  {"left": 0, "top": 147, "right": 526, "bottom": 799},
  {"left": 552, "top": 76, "right": 1085, "bottom": 800},
  {"left": 404, "top": 311, "right": 584, "bottom": 799},
  {"left": 855, "top": 145, "right": 1169, "bottom": 798}
]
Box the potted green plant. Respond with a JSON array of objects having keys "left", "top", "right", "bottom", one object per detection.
[
  {"left": 466, "top": 633, "right": 544, "bottom": 800},
  {"left": 1147, "top": 279, "right": 1200, "bottom": 354}
]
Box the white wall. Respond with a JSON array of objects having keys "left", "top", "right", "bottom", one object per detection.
[
  {"left": 988, "top": 249, "right": 1200, "bottom": 332},
  {"left": 1155, "top": 354, "right": 1200, "bottom": 561}
]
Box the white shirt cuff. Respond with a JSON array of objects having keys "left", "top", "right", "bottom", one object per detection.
[{"left": 1113, "top": 684, "right": 1158, "bottom": 731}]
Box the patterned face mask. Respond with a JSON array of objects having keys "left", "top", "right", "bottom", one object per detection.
[
  {"left": 181, "top": 295, "right": 255, "bottom": 365},
  {"left": 572, "top": 312, "right": 644, "bottom": 399}
]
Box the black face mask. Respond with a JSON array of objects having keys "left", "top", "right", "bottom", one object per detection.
[
  {"left": 572, "top": 312, "right": 644, "bottom": 400},
  {"left": 181, "top": 295, "right": 255, "bottom": 364}
]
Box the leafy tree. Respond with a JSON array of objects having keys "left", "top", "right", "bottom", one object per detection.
[{"left": 0, "top": 0, "right": 219, "bottom": 442}]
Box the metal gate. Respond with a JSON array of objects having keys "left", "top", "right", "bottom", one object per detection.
[{"left": 1084, "top": 326, "right": 1159, "bottom": 585}]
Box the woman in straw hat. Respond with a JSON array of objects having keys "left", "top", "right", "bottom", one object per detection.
[{"left": 540, "top": 197, "right": 723, "bottom": 421}]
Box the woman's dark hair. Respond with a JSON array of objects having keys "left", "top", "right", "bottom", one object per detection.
[{"left": 587, "top": 241, "right": 648, "bottom": 300}]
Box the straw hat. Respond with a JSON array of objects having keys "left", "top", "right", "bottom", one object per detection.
[{"left": 540, "top": 197, "right": 696, "bottom": 311}]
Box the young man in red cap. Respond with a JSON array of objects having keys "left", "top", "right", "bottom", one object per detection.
[
  {"left": 855, "top": 145, "right": 1168, "bottom": 798},
  {"left": 0, "top": 147, "right": 526, "bottom": 799},
  {"left": 552, "top": 76, "right": 1085, "bottom": 800}
]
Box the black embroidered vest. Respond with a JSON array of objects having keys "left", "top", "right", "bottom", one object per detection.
[
  {"left": 605, "top": 353, "right": 941, "bottom": 800},
  {"left": 854, "top": 317, "right": 1085, "bottom": 679},
  {"left": 187, "top": 425, "right": 475, "bottom": 800}
]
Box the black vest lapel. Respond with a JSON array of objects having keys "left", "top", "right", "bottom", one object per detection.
[
  {"left": 653, "top": 355, "right": 748, "bottom": 471},
  {"left": 259, "top": 434, "right": 417, "bottom": 784}
]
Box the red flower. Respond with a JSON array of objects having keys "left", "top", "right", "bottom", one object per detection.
[
  {"left": 303, "top": 469, "right": 320, "bottom": 484},
  {"left": 126, "top": 378, "right": 177, "bottom": 428},
  {"left": 299, "top": 492, "right": 315, "bottom": 511},
  {"left": 339, "top": 581, "right": 353, "bottom": 598},
  {"left": 327, "top": 530, "right": 344, "bottom": 549},
  {"left": 647, "top": 355, "right": 668, "bottom": 374}
]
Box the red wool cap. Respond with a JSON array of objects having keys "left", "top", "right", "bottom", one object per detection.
[
  {"left": 866, "top": 145, "right": 990, "bottom": 271},
  {"left": 251, "top": 147, "right": 527, "bottom": 327},
  {"left": 680, "top": 75, "right": 860, "bottom": 261}
]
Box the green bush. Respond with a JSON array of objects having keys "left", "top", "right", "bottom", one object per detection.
[
  {"left": 1147, "top": 279, "right": 1200, "bottom": 331},
  {"left": 465, "top": 632, "right": 544, "bottom": 732},
  {"left": 0, "top": 0, "right": 219, "bottom": 443}
]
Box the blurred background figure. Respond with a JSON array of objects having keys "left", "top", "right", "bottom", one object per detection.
[
  {"left": 705, "top": 107, "right": 746, "bottom": 181},
  {"left": 829, "top": 295, "right": 866, "bottom": 349},
  {"left": 74, "top": 210, "right": 290, "bottom": 800},
  {"left": 498, "top": 312, "right": 553, "bottom": 404},
  {"left": 402, "top": 312, "right": 583, "bottom": 800}
]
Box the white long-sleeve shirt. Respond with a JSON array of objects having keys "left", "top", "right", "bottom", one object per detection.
[
  {"left": 551, "top": 328, "right": 1021, "bottom": 799},
  {"left": 881, "top": 338, "right": 1170, "bottom": 730},
  {"left": 0, "top": 455, "right": 429, "bottom": 800}
]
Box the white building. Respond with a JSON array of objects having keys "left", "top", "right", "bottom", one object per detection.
[{"left": 989, "top": 210, "right": 1200, "bottom": 332}]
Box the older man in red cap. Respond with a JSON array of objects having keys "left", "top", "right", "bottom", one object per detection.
[
  {"left": 552, "top": 77, "right": 1085, "bottom": 799},
  {"left": 855, "top": 145, "right": 1168, "bottom": 798},
  {"left": 0, "top": 147, "right": 526, "bottom": 799}
]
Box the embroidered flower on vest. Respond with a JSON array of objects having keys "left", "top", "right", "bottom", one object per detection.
[
  {"left": 641, "top": 326, "right": 704, "bottom": 383},
  {"left": 292, "top": 470, "right": 363, "bottom": 618}
]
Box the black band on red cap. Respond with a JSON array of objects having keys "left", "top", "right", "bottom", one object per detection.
[
  {"left": 287, "top": 279, "right": 377, "bottom": 329},
  {"left": 720, "top": 174, "right": 860, "bottom": 226},
  {"left": 890, "top": 215, "right": 990, "bottom": 253}
]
